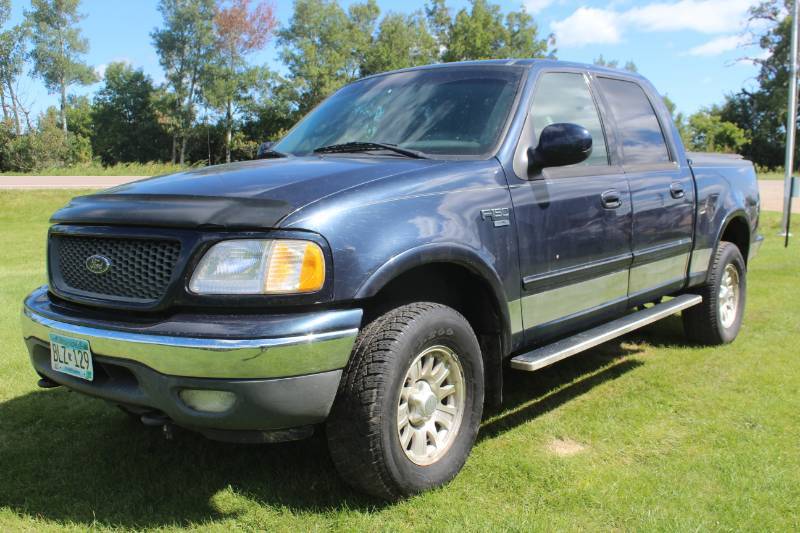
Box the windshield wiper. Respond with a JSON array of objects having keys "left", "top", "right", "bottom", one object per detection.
[
  {"left": 259, "top": 149, "right": 288, "bottom": 159},
  {"left": 313, "top": 141, "right": 429, "bottom": 159},
  {"left": 256, "top": 142, "right": 289, "bottom": 159}
]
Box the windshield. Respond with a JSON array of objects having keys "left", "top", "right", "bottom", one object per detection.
[{"left": 275, "top": 66, "right": 524, "bottom": 157}]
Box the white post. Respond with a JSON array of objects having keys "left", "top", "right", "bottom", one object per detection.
[{"left": 781, "top": 0, "right": 800, "bottom": 235}]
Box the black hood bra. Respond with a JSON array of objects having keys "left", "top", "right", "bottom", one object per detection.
[{"left": 51, "top": 156, "right": 443, "bottom": 230}]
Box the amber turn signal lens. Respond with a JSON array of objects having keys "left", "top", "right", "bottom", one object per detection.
[{"left": 265, "top": 240, "right": 325, "bottom": 293}]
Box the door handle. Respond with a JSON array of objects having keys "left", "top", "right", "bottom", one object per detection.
[
  {"left": 601, "top": 189, "right": 622, "bottom": 209},
  {"left": 670, "top": 182, "right": 685, "bottom": 199}
]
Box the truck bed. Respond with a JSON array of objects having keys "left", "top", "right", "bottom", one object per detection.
[{"left": 687, "top": 151, "right": 751, "bottom": 168}]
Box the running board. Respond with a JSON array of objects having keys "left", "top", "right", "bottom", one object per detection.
[{"left": 510, "top": 294, "right": 702, "bottom": 372}]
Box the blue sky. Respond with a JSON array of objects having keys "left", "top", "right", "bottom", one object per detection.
[{"left": 7, "top": 0, "right": 769, "bottom": 118}]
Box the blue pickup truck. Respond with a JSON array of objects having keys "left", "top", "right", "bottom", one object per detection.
[{"left": 21, "top": 59, "right": 761, "bottom": 499}]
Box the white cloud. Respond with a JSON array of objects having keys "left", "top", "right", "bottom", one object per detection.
[
  {"left": 737, "top": 48, "right": 771, "bottom": 65},
  {"left": 94, "top": 58, "right": 133, "bottom": 80},
  {"left": 525, "top": 0, "right": 556, "bottom": 14},
  {"left": 688, "top": 34, "right": 748, "bottom": 56},
  {"left": 552, "top": 0, "right": 760, "bottom": 48},
  {"left": 551, "top": 7, "right": 622, "bottom": 47},
  {"left": 625, "top": 0, "right": 757, "bottom": 34}
]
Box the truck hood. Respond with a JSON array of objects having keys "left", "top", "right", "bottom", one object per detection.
[{"left": 51, "top": 157, "right": 444, "bottom": 229}]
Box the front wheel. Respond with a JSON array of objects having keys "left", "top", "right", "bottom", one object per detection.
[
  {"left": 326, "top": 302, "right": 484, "bottom": 500},
  {"left": 682, "top": 241, "right": 747, "bottom": 345}
]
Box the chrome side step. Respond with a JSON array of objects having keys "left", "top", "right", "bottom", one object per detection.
[{"left": 510, "top": 294, "right": 702, "bottom": 372}]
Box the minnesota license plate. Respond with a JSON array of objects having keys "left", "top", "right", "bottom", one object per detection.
[{"left": 49, "top": 333, "right": 94, "bottom": 381}]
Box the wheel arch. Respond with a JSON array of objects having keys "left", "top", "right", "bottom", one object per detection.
[
  {"left": 354, "top": 244, "right": 511, "bottom": 405},
  {"left": 716, "top": 210, "right": 751, "bottom": 266}
]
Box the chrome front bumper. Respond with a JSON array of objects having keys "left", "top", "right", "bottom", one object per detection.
[
  {"left": 20, "top": 287, "right": 363, "bottom": 434},
  {"left": 21, "top": 287, "right": 360, "bottom": 379}
]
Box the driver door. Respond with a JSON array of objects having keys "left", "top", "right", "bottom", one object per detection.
[{"left": 509, "top": 71, "right": 633, "bottom": 343}]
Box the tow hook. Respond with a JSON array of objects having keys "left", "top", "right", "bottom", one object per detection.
[
  {"left": 36, "top": 376, "right": 60, "bottom": 389},
  {"left": 140, "top": 412, "right": 175, "bottom": 440}
]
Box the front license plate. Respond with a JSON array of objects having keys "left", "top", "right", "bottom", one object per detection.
[{"left": 49, "top": 333, "right": 94, "bottom": 381}]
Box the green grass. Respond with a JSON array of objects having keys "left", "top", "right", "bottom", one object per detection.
[
  {"left": 0, "top": 162, "right": 199, "bottom": 177},
  {"left": 759, "top": 171, "right": 787, "bottom": 181},
  {"left": 0, "top": 190, "right": 798, "bottom": 531}
]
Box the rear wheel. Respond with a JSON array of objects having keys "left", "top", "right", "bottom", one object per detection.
[
  {"left": 683, "top": 241, "right": 746, "bottom": 345},
  {"left": 326, "top": 302, "right": 484, "bottom": 500}
]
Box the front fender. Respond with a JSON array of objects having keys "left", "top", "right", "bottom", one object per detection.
[
  {"left": 278, "top": 159, "right": 521, "bottom": 349},
  {"left": 355, "top": 242, "right": 510, "bottom": 322}
]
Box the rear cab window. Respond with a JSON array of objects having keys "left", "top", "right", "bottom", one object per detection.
[{"left": 595, "top": 77, "right": 671, "bottom": 166}]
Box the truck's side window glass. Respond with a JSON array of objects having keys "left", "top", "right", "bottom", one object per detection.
[
  {"left": 597, "top": 77, "right": 670, "bottom": 165},
  {"left": 530, "top": 72, "right": 608, "bottom": 166}
]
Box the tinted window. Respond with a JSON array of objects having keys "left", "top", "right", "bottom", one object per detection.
[
  {"left": 530, "top": 72, "right": 608, "bottom": 166},
  {"left": 275, "top": 67, "right": 523, "bottom": 157},
  {"left": 597, "top": 77, "right": 670, "bottom": 165}
]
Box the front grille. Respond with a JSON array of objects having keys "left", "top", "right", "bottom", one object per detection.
[{"left": 51, "top": 234, "right": 181, "bottom": 303}]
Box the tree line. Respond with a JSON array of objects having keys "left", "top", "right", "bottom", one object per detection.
[{"left": 0, "top": 0, "right": 793, "bottom": 173}]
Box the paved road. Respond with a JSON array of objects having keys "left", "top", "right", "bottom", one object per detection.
[
  {"left": 1, "top": 175, "right": 798, "bottom": 213},
  {"left": 757, "top": 179, "right": 799, "bottom": 213}
]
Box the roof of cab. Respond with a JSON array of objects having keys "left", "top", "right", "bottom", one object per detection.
[{"left": 360, "top": 58, "right": 647, "bottom": 82}]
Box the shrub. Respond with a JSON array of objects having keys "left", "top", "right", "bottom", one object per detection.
[
  {"left": 230, "top": 131, "right": 260, "bottom": 161},
  {"left": 0, "top": 111, "right": 93, "bottom": 172}
]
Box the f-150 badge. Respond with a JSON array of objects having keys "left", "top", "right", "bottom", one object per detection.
[{"left": 480, "top": 207, "right": 511, "bottom": 227}]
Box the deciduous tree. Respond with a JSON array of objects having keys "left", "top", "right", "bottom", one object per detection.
[
  {"left": 663, "top": 94, "right": 690, "bottom": 144},
  {"left": 501, "top": 8, "right": 552, "bottom": 59},
  {"left": 718, "top": 0, "right": 795, "bottom": 168},
  {"left": 152, "top": 0, "right": 215, "bottom": 164},
  {"left": 444, "top": 0, "right": 504, "bottom": 61},
  {"left": 361, "top": 12, "right": 437, "bottom": 76},
  {"left": 593, "top": 55, "right": 637, "bottom": 72},
  {"left": 278, "top": 0, "right": 376, "bottom": 113},
  {"left": 26, "top": 0, "right": 96, "bottom": 133},
  {"left": 443, "top": 0, "right": 551, "bottom": 62},
  {"left": 347, "top": 0, "right": 379, "bottom": 77},
  {"left": 206, "top": 0, "right": 276, "bottom": 163},
  {"left": 685, "top": 107, "right": 749, "bottom": 153},
  {"left": 92, "top": 62, "right": 169, "bottom": 164},
  {"left": 65, "top": 94, "right": 92, "bottom": 139},
  {"left": 425, "top": 0, "right": 451, "bottom": 56},
  {"left": 0, "top": 0, "right": 29, "bottom": 134}
]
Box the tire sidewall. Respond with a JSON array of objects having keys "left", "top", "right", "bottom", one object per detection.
[
  {"left": 711, "top": 244, "right": 747, "bottom": 343},
  {"left": 378, "top": 306, "right": 484, "bottom": 495}
]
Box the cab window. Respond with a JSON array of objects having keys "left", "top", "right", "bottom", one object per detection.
[
  {"left": 530, "top": 72, "right": 609, "bottom": 166},
  {"left": 596, "top": 77, "right": 671, "bottom": 165}
]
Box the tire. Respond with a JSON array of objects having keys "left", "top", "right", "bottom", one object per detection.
[
  {"left": 682, "top": 241, "right": 747, "bottom": 345},
  {"left": 326, "top": 302, "right": 484, "bottom": 500}
]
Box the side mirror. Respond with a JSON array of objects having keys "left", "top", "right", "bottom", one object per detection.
[
  {"left": 528, "top": 123, "right": 592, "bottom": 173},
  {"left": 256, "top": 141, "right": 276, "bottom": 159}
]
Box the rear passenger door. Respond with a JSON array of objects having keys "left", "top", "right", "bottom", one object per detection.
[
  {"left": 510, "top": 71, "right": 632, "bottom": 344},
  {"left": 594, "top": 76, "right": 695, "bottom": 304}
]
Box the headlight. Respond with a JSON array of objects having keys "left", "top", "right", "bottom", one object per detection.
[{"left": 189, "top": 239, "right": 325, "bottom": 295}]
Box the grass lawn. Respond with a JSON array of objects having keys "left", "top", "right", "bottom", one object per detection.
[
  {"left": 0, "top": 190, "right": 798, "bottom": 531},
  {"left": 0, "top": 162, "right": 197, "bottom": 177},
  {"left": 759, "top": 171, "right": 783, "bottom": 181}
]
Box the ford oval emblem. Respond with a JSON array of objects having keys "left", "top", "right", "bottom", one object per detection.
[{"left": 85, "top": 254, "right": 112, "bottom": 275}]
